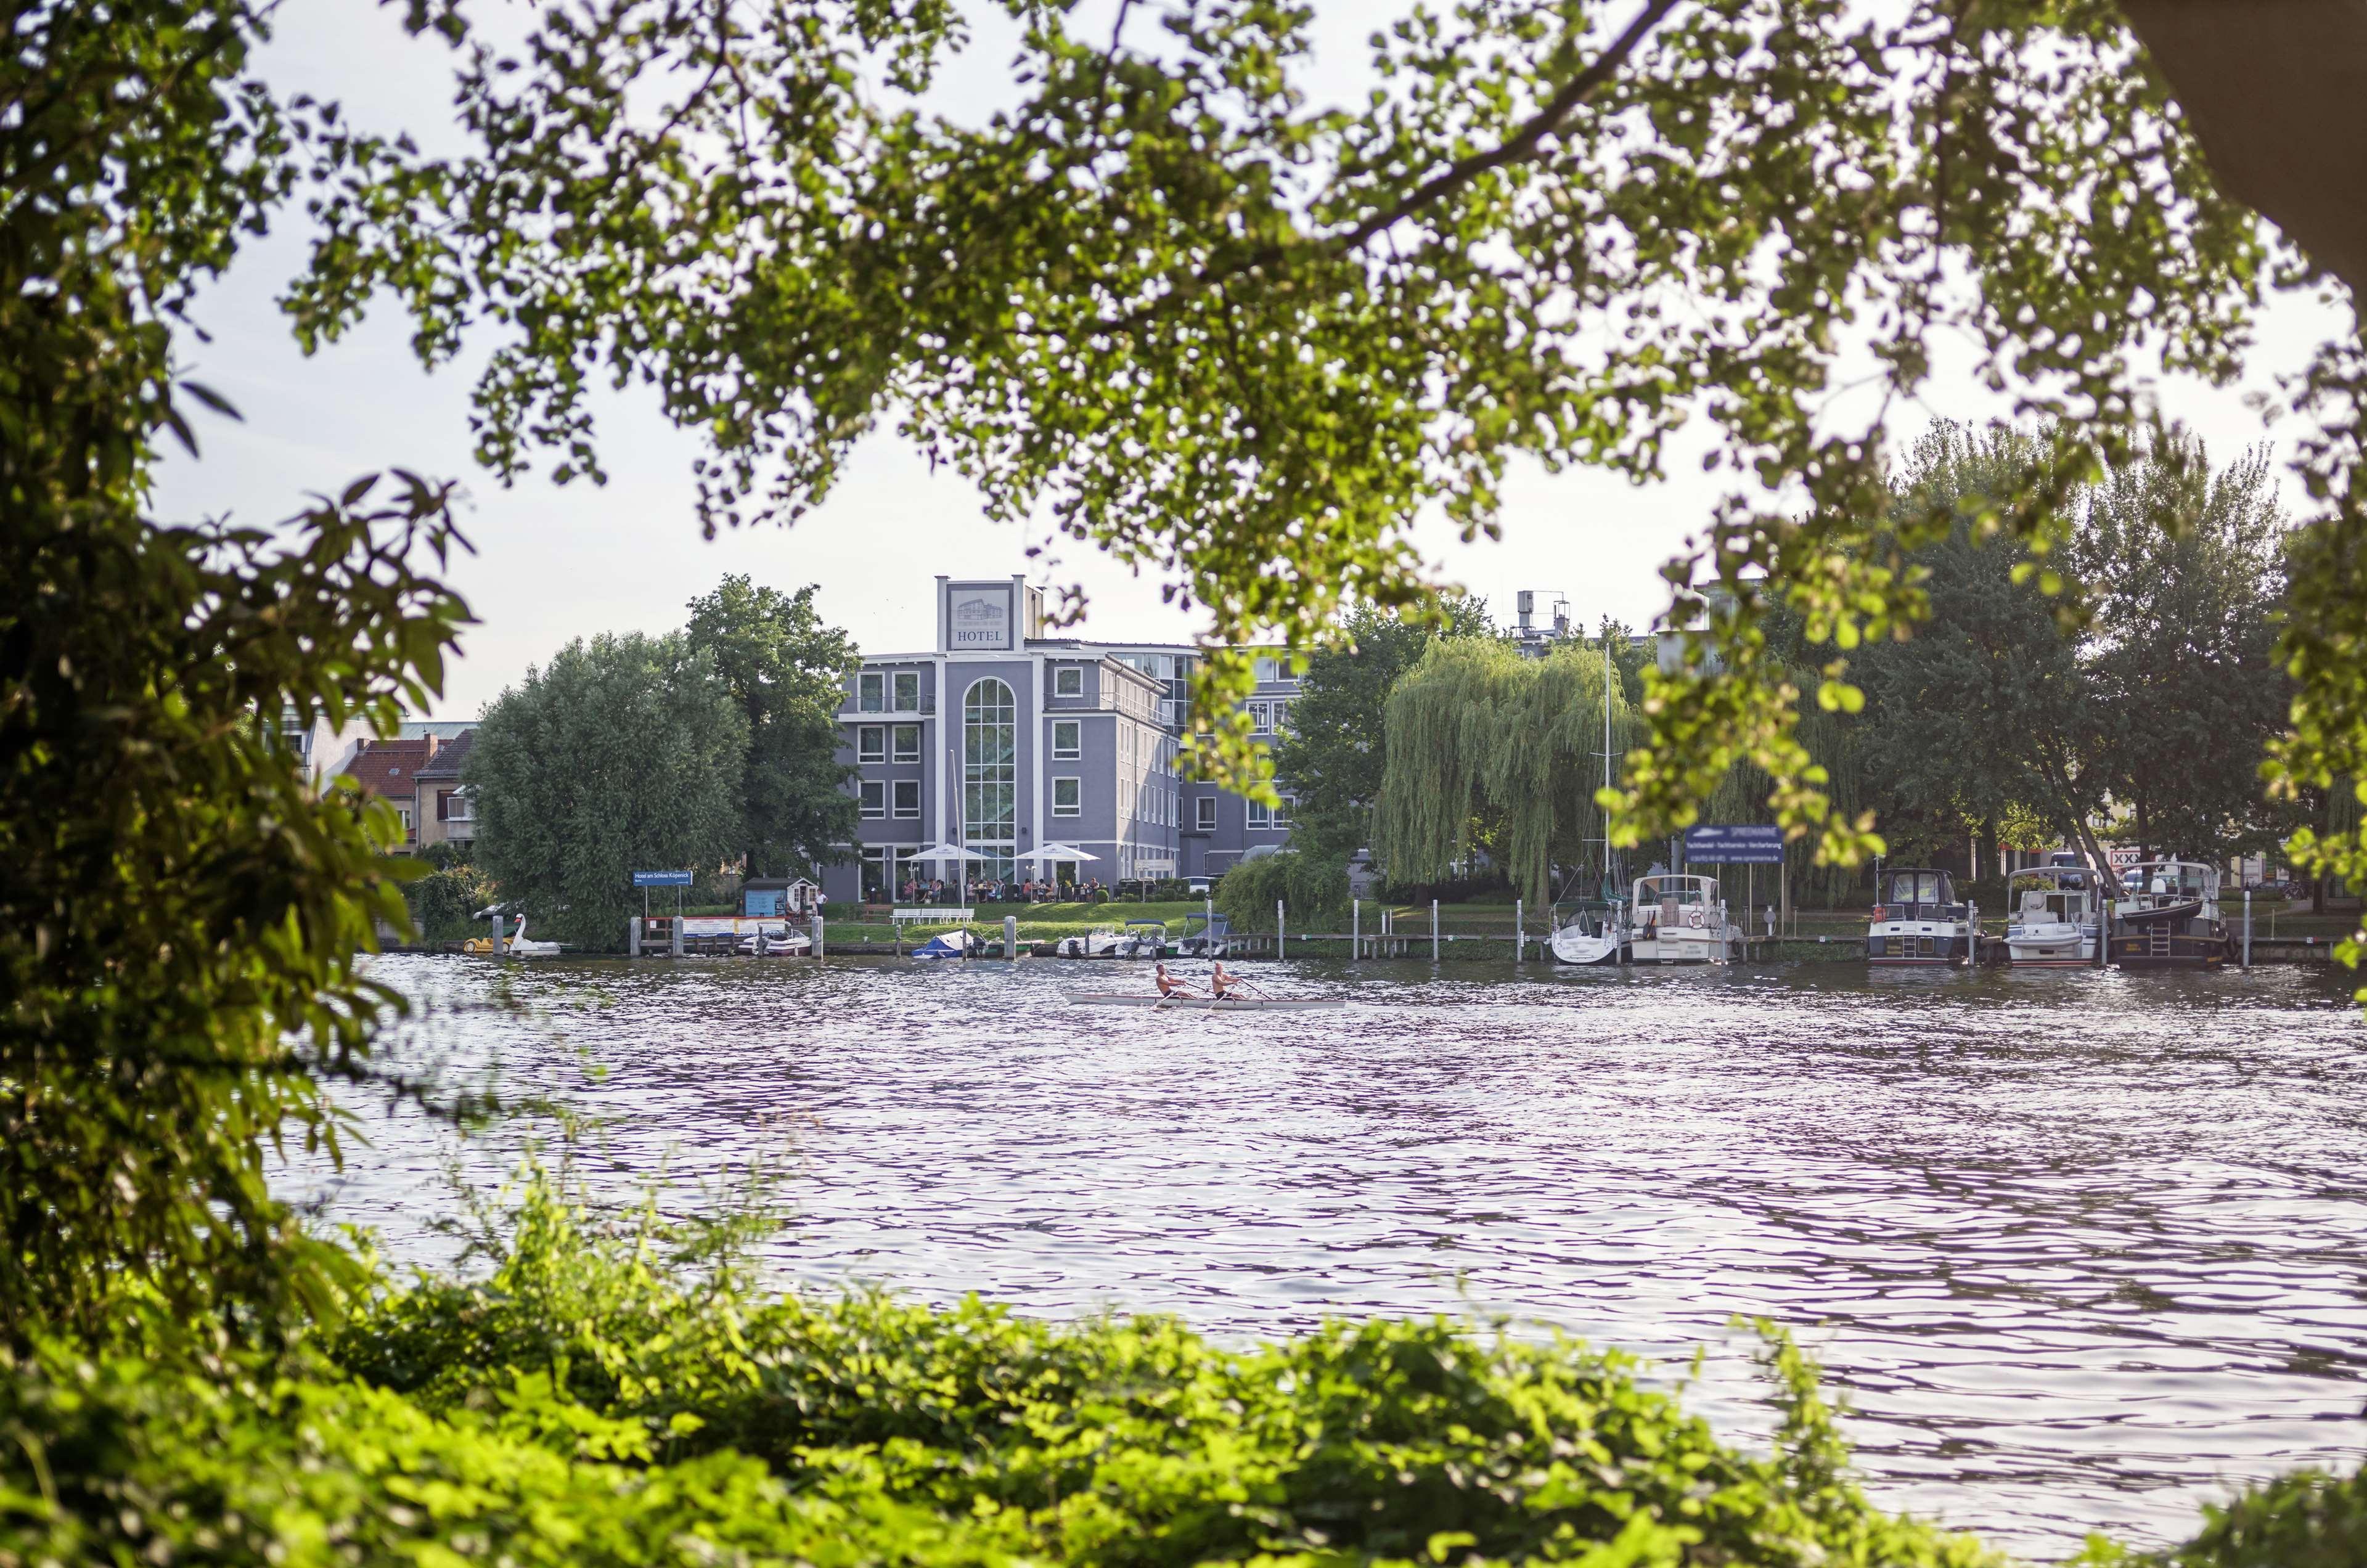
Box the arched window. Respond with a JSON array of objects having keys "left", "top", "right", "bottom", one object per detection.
[{"left": 962, "top": 677, "right": 1016, "bottom": 882}]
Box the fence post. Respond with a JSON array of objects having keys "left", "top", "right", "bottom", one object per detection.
[
  {"left": 2243, "top": 888, "right": 2252, "bottom": 969},
  {"left": 493, "top": 910, "right": 507, "bottom": 957},
  {"left": 812, "top": 913, "right": 826, "bottom": 960},
  {"left": 1277, "top": 898, "right": 1286, "bottom": 957},
  {"left": 1351, "top": 898, "right": 1360, "bottom": 960},
  {"left": 629, "top": 916, "right": 642, "bottom": 957},
  {"left": 1004, "top": 913, "right": 1018, "bottom": 960},
  {"left": 1514, "top": 899, "right": 1523, "bottom": 963},
  {"left": 669, "top": 917, "right": 683, "bottom": 958},
  {"left": 1431, "top": 899, "right": 1440, "bottom": 963}
]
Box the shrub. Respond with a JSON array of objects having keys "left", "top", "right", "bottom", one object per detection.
[
  {"left": 1216, "top": 851, "right": 1349, "bottom": 933},
  {"left": 403, "top": 860, "right": 497, "bottom": 943},
  {"left": 321, "top": 1174, "right": 2000, "bottom": 1568}
]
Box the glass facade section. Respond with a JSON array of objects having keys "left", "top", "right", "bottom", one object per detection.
[
  {"left": 893, "top": 671, "right": 921, "bottom": 711},
  {"left": 962, "top": 677, "right": 1017, "bottom": 881}
]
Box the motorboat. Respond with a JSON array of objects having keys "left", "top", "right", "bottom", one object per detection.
[
  {"left": 735, "top": 921, "right": 811, "bottom": 957},
  {"left": 2110, "top": 860, "right": 2233, "bottom": 969},
  {"left": 1115, "top": 919, "right": 1168, "bottom": 958},
  {"left": 911, "top": 928, "right": 985, "bottom": 961},
  {"left": 1053, "top": 926, "right": 1127, "bottom": 958},
  {"left": 2003, "top": 866, "right": 2099, "bottom": 966},
  {"left": 1174, "top": 912, "right": 1230, "bottom": 958},
  {"left": 1627, "top": 874, "right": 1733, "bottom": 965},
  {"left": 1865, "top": 868, "right": 1975, "bottom": 965},
  {"left": 1548, "top": 899, "right": 1627, "bottom": 966}
]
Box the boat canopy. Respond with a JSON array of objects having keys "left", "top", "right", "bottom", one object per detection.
[
  {"left": 1633, "top": 873, "right": 1719, "bottom": 904},
  {"left": 2126, "top": 860, "right": 2220, "bottom": 899}
]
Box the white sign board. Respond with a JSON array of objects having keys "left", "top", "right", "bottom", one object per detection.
[{"left": 944, "top": 582, "right": 1016, "bottom": 650}]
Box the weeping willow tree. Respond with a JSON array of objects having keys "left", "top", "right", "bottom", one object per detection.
[
  {"left": 1375, "top": 640, "right": 1634, "bottom": 908},
  {"left": 1380, "top": 639, "right": 1887, "bottom": 912},
  {"left": 1696, "top": 705, "right": 1873, "bottom": 910}
]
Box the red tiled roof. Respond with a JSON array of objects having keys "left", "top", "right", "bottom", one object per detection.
[{"left": 348, "top": 737, "right": 435, "bottom": 798}]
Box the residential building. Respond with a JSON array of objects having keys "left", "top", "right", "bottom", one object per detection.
[
  {"left": 345, "top": 737, "right": 439, "bottom": 851},
  {"left": 821, "top": 575, "right": 1302, "bottom": 904},
  {"left": 411, "top": 730, "right": 476, "bottom": 850}
]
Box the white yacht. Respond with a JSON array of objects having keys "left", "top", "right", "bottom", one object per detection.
[
  {"left": 2110, "top": 860, "right": 2233, "bottom": 969},
  {"left": 1865, "top": 867, "right": 1976, "bottom": 966},
  {"left": 1548, "top": 899, "right": 1628, "bottom": 966},
  {"left": 1627, "top": 874, "right": 1734, "bottom": 965},
  {"left": 2003, "top": 865, "right": 2099, "bottom": 966}
]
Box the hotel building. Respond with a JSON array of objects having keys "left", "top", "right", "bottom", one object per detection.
[{"left": 821, "top": 576, "right": 1301, "bottom": 904}]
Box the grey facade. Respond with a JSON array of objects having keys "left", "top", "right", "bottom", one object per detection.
[{"left": 822, "top": 576, "right": 1300, "bottom": 904}]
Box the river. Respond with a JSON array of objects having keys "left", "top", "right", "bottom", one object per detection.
[{"left": 301, "top": 954, "right": 2367, "bottom": 1561}]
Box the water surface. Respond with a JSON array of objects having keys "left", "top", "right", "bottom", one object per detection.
[{"left": 303, "top": 955, "right": 2367, "bottom": 1560}]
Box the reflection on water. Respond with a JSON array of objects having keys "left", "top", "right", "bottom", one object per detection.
[{"left": 298, "top": 955, "right": 2367, "bottom": 1559}]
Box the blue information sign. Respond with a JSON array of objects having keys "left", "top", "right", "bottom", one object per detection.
[
  {"left": 631, "top": 870, "right": 694, "bottom": 887},
  {"left": 1685, "top": 825, "right": 1784, "bottom": 864}
]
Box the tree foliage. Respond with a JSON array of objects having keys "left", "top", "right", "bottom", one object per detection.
[
  {"left": 1271, "top": 597, "right": 1494, "bottom": 861},
  {"left": 685, "top": 575, "right": 861, "bottom": 880},
  {"left": 277, "top": 0, "right": 2310, "bottom": 828},
  {"left": 1835, "top": 423, "right": 2291, "bottom": 875},
  {"left": 0, "top": 1, "right": 471, "bottom": 1344},
  {"left": 1376, "top": 639, "right": 1632, "bottom": 907},
  {"left": 467, "top": 634, "right": 748, "bottom": 949},
  {"left": 2071, "top": 443, "right": 2291, "bottom": 859}
]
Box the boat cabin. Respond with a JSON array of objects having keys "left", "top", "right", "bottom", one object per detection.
[
  {"left": 2120, "top": 860, "right": 2220, "bottom": 905},
  {"left": 1632, "top": 873, "right": 1722, "bottom": 930},
  {"left": 2008, "top": 867, "right": 2093, "bottom": 921},
  {"left": 1874, "top": 868, "right": 1964, "bottom": 921}
]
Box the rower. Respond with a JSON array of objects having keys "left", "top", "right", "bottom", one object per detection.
[
  {"left": 1210, "top": 960, "right": 1241, "bottom": 999},
  {"left": 1155, "top": 962, "right": 1196, "bottom": 998}
]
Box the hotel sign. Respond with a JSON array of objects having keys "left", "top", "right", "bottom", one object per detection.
[{"left": 943, "top": 581, "right": 1016, "bottom": 651}]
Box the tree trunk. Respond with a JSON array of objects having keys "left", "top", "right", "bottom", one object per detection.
[{"left": 2117, "top": 2, "right": 2367, "bottom": 301}]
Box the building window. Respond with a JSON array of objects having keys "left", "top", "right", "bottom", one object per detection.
[
  {"left": 963, "top": 677, "right": 1017, "bottom": 880},
  {"left": 857, "top": 725, "right": 885, "bottom": 764},
  {"left": 1052, "top": 719, "right": 1081, "bottom": 760},
  {"left": 893, "top": 780, "right": 920, "bottom": 819},
  {"left": 1196, "top": 796, "right": 1216, "bottom": 832},
  {"left": 1052, "top": 776, "right": 1081, "bottom": 817},
  {"left": 1274, "top": 794, "right": 1293, "bottom": 827},
  {"left": 1248, "top": 701, "right": 1270, "bottom": 733},
  {"left": 860, "top": 780, "right": 886, "bottom": 819},
  {"left": 1270, "top": 700, "right": 1290, "bottom": 733},
  {"left": 1247, "top": 799, "right": 1271, "bottom": 829},
  {"left": 893, "top": 670, "right": 920, "bottom": 711},
  {"left": 1253, "top": 656, "right": 1279, "bottom": 682},
  {"left": 892, "top": 724, "right": 920, "bottom": 763},
  {"left": 1053, "top": 666, "right": 1083, "bottom": 698},
  {"left": 858, "top": 672, "right": 885, "bottom": 713},
  {"left": 448, "top": 790, "right": 474, "bottom": 822}
]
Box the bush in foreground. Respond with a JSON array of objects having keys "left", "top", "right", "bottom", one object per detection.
[{"left": 2, "top": 1177, "right": 2360, "bottom": 1568}]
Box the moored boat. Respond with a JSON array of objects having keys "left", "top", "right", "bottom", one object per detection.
[
  {"left": 1627, "top": 874, "right": 1733, "bottom": 965},
  {"left": 1548, "top": 899, "right": 1628, "bottom": 966},
  {"left": 2109, "top": 860, "right": 2233, "bottom": 969},
  {"left": 2004, "top": 865, "right": 2099, "bottom": 966},
  {"left": 1866, "top": 868, "right": 1974, "bottom": 966}
]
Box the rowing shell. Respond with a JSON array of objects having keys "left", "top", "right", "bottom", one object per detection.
[{"left": 1065, "top": 991, "right": 1346, "bottom": 1011}]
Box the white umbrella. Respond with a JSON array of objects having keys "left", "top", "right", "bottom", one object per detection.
[
  {"left": 1020, "top": 843, "right": 1100, "bottom": 863},
  {"left": 907, "top": 842, "right": 970, "bottom": 863}
]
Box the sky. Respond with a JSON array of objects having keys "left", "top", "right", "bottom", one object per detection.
[{"left": 153, "top": 1, "right": 2350, "bottom": 718}]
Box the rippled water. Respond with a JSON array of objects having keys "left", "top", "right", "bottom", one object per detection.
[{"left": 299, "top": 955, "right": 2367, "bottom": 1560}]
